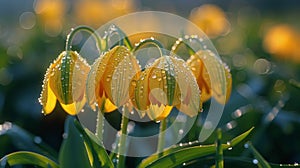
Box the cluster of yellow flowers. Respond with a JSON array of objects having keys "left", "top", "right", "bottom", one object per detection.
[{"left": 39, "top": 26, "right": 232, "bottom": 121}]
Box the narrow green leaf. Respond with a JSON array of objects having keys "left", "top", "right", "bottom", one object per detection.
[
  {"left": 0, "top": 151, "right": 59, "bottom": 168},
  {"left": 59, "top": 116, "right": 93, "bottom": 168},
  {"left": 247, "top": 142, "right": 271, "bottom": 168},
  {"left": 74, "top": 119, "right": 114, "bottom": 168},
  {"left": 138, "top": 127, "right": 254, "bottom": 168}
]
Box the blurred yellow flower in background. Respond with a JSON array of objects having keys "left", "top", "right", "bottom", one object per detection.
[
  {"left": 34, "top": 0, "right": 66, "bottom": 36},
  {"left": 263, "top": 24, "right": 300, "bottom": 63},
  {"left": 74, "top": 0, "right": 135, "bottom": 28},
  {"left": 189, "top": 4, "right": 230, "bottom": 38}
]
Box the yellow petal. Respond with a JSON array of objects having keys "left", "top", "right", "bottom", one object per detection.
[
  {"left": 130, "top": 69, "right": 150, "bottom": 111},
  {"left": 40, "top": 82, "right": 57, "bottom": 115},
  {"left": 189, "top": 50, "right": 231, "bottom": 104},
  {"left": 103, "top": 46, "right": 140, "bottom": 107},
  {"left": 171, "top": 56, "right": 201, "bottom": 117},
  {"left": 149, "top": 56, "right": 181, "bottom": 106},
  {"left": 60, "top": 102, "right": 76, "bottom": 115},
  {"left": 187, "top": 52, "right": 211, "bottom": 102},
  {"left": 103, "top": 98, "right": 117, "bottom": 113},
  {"left": 146, "top": 104, "right": 173, "bottom": 121},
  {"left": 39, "top": 59, "right": 58, "bottom": 115},
  {"left": 86, "top": 56, "right": 105, "bottom": 111}
]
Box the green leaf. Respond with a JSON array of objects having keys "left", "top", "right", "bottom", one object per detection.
[
  {"left": 0, "top": 151, "right": 59, "bottom": 168},
  {"left": 74, "top": 119, "right": 114, "bottom": 168},
  {"left": 246, "top": 142, "right": 271, "bottom": 168},
  {"left": 0, "top": 122, "right": 58, "bottom": 161},
  {"left": 138, "top": 127, "right": 254, "bottom": 168},
  {"left": 59, "top": 116, "right": 93, "bottom": 168}
]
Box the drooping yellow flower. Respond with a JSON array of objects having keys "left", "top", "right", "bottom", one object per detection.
[
  {"left": 39, "top": 51, "right": 90, "bottom": 115},
  {"left": 187, "top": 50, "right": 232, "bottom": 104},
  {"left": 86, "top": 46, "right": 140, "bottom": 112},
  {"left": 129, "top": 55, "right": 201, "bottom": 121},
  {"left": 189, "top": 4, "right": 230, "bottom": 38}
]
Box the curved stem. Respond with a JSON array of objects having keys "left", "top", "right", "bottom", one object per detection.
[
  {"left": 65, "top": 26, "right": 104, "bottom": 53},
  {"left": 157, "top": 118, "right": 167, "bottom": 157},
  {"left": 170, "top": 35, "right": 205, "bottom": 56},
  {"left": 108, "top": 24, "right": 133, "bottom": 50},
  {"left": 132, "top": 38, "right": 165, "bottom": 57},
  {"left": 117, "top": 106, "right": 129, "bottom": 168}
]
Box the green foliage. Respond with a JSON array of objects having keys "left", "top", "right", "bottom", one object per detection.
[
  {"left": 0, "top": 151, "right": 58, "bottom": 168},
  {"left": 58, "top": 117, "right": 92, "bottom": 168},
  {"left": 138, "top": 127, "right": 254, "bottom": 168}
]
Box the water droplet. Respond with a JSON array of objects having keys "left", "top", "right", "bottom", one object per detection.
[
  {"left": 179, "top": 143, "right": 183, "bottom": 147},
  {"left": 252, "top": 159, "right": 258, "bottom": 164},
  {"left": 152, "top": 74, "right": 157, "bottom": 79},
  {"left": 33, "top": 136, "right": 42, "bottom": 144},
  {"left": 228, "top": 147, "right": 233, "bottom": 150},
  {"left": 178, "top": 129, "right": 184, "bottom": 134},
  {"left": 183, "top": 162, "right": 186, "bottom": 166},
  {"left": 62, "top": 133, "right": 68, "bottom": 139},
  {"left": 244, "top": 143, "right": 249, "bottom": 149}
]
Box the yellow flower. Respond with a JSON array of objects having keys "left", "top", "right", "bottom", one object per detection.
[
  {"left": 187, "top": 50, "right": 232, "bottom": 104},
  {"left": 34, "top": 0, "right": 66, "bottom": 36},
  {"left": 39, "top": 51, "right": 90, "bottom": 115},
  {"left": 189, "top": 4, "right": 230, "bottom": 38},
  {"left": 263, "top": 24, "right": 300, "bottom": 63},
  {"left": 86, "top": 46, "right": 140, "bottom": 112},
  {"left": 74, "top": 0, "right": 135, "bottom": 28},
  {"left": 129, "top": 56, "right": 201, "bottom": 121}
]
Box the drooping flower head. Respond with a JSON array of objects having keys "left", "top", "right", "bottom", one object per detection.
[
  {"left": 86, "top": 45, "right": 140, "bottom": 112},
  {"left": 187, "top": 49, "right": 232, "bottom": 104},
  {"left": 129, "top": 55, "right": 201, "bottom": 121},
  {"left": 39, "top": 51, "right": 90, "bottom": 115}
]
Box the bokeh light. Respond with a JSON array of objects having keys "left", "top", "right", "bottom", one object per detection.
[{"left": 189, "top": 4, "right": 230, "bottom": 38}]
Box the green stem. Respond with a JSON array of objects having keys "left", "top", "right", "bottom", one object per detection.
[
  {"left": 95, "top": 108, "right": 104, "bottom": 144},
  {"left": 65, "top": 25, "right": 103, "bottom": 52},
  {"left": 216, "top": 128, "right": 224, "bottom": 168},
  {"left": 108, "top": 24, "right": 133, "bottom": 50},
  {"left": 170, "top": 35, "right": 205, "bottom": 56},
  {"left": 157, "top": 118, "right": 167, "bottom": 157},
  {"left": 132, "top": 38, "right": 165, "bottom": 56},
  {"left": 117, "top": 106, "right": 129, "bottom": 168}
]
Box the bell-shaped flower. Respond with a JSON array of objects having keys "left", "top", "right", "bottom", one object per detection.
[
  {"left": 39, "top": 51, "right": 90, "bottom": 115},
  {"left": 129, "top": 55, "right": 201, "bottom": 121},
  {"left": 187, "top": 50, "right": 232, "bottom": 104},
  {"left": 86, "top": 45, "right": 140, "bottom": 112}
]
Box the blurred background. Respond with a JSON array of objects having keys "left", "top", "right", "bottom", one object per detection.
[{"left": 1, "top": 0, "right": 300, "bottom": 165}]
